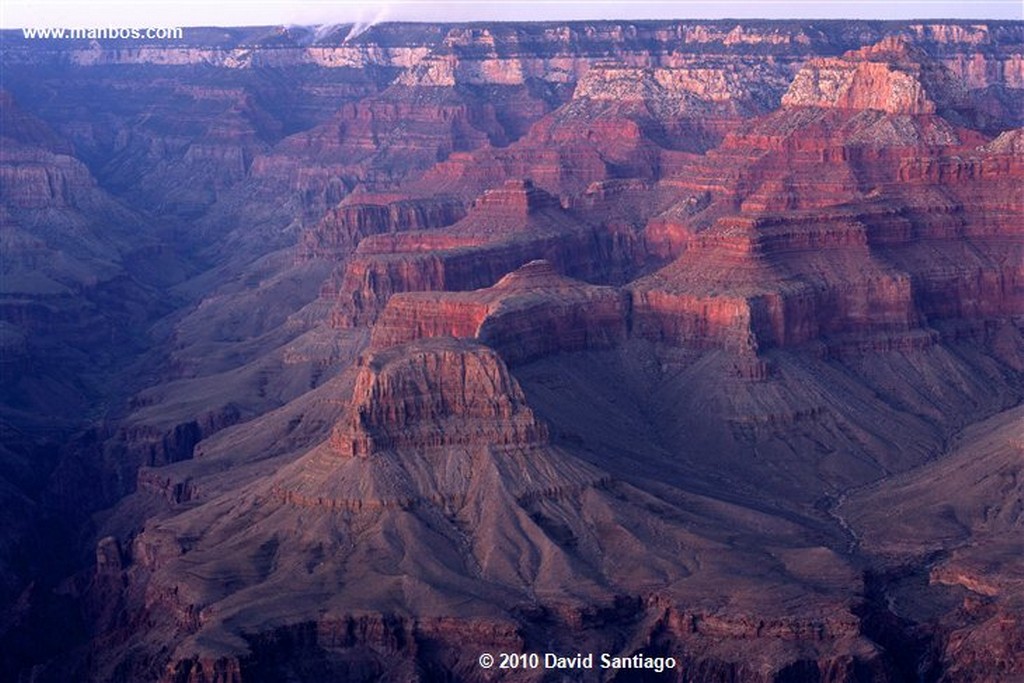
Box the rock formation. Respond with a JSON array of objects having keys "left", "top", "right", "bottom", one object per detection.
[
  {"left": 329, "top": 180, "right": 639, "bottom": 326},
  {"left": 329, "top": 339, "right": 550, "bottom": 458},
  {"left": 371, "top": 260, "right": 630, "bottom": 365},
  {"left": 842, "top": 406, "right": 1024, "bottom": 680}
]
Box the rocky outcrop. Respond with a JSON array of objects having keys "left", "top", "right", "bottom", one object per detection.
[
  {"left": 623, "top": 35, "right": 1022, "bottom": 360},
  {"left": 782, "top": 38, "right": 940, "bottom": 114},
  {"left": 778, "top": 32, "right": 1024, "bottom": 130},
  {"left": 330, "top": 338, "right": 550, "bottom": 458},
  {"left": 330, "top": 181, "right": 637, "bottom": 325},
  {"left": 631, "top": 193, "right": 1020, "bottom": 355},
  {"left": 222, "top": 81, "right": 561, "bottom": 261},
  {"left": 630, "top": 212, "right": 921, "bottom": 356},
  {"left": 783, "top": 59, "right": 935, "bottom": 113},
  {"left": 179, "top": 95, "right": 281, "bottom": 190},
  {"left": 0, "top": 139, "right": 96, "bottom": 210},
  {"left": 298, "top": 195, "right": 466, "bottom": 263},
  {"left": 371, "top": 260, "right": 630, "bottom": 364},
  {"left": 118, "top": 404, "right": 243, "bottom": 468}
]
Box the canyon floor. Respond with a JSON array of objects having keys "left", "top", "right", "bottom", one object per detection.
[{"left": 1, "top": 18, "right": 1023, "bottom": 683}]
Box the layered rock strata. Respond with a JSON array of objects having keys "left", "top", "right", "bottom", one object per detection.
[
  {"left": 330, "top": 181, "right": 635, "bottom": 325},
  {"left": 328, "top": 339, "right": 550, "bottom": 460},
  {"left": 370, "top": 260, "right": 629, "bottom": 365}
]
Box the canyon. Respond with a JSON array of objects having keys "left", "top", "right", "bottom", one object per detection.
[{"left": 1, "top": 18, "right": 1022, "bottom": 682}]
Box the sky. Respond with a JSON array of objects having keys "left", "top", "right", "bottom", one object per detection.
[{"left": 2, "top": 0, "right": 1021, "bottom": 29}]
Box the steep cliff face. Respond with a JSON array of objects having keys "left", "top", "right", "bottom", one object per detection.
[
  {"left": 4, "top": 18, "right": 1024, "bottom": 683},
  {"left": 370, "top": 260, "right": 630, "bottom": 365},
  {"left": 330, "top": 181, "right": 638, "bottom": 326},
  {"left": 298, "top": 195, "right": 466, "bottom": 263},
  {"left": 1, "top": 93, "right": 103, "bottom": 212},
  {"left": 782, "top": 38, "right": 941, "bottom": 114},
  {"left": 330, "top": 339, "right": 550, "bottom": 458},
  {"left": 625, "top": 35, "right": 1022, "bottom": 360}
]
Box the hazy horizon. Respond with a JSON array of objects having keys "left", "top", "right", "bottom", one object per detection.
[{"left": 3, "top": 0, "right": 1022, "bottom": 30}]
